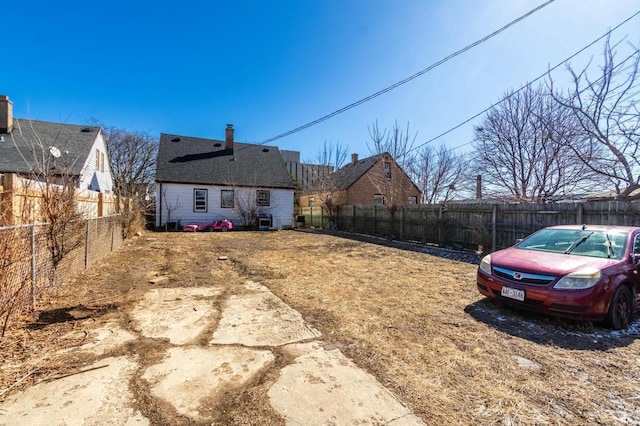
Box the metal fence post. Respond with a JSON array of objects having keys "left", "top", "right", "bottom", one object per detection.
[{"left": 31, "top": 224, "right": 37, "bottom": 307}]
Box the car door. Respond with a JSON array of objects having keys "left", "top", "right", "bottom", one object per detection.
[{"left": 633, "top": 233, "right": 640, "bottom": 307}]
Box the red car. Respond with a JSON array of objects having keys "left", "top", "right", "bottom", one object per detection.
[
  {"left": 182, "top": 219, "right": 233, "bottom": 232},
  {"left": 477, "top": 225, "right": 640, "bottom": 329}
]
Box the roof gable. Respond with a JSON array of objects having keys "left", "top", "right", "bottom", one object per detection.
[
  {"left": 330, "top": 154, "right": 383, "bottom": 189},
  {"left": 156, "top": 133, "right": 295, "bottom": 189},
  {"left": 0, "top": 119, "right": 101, "bottom": 176}
]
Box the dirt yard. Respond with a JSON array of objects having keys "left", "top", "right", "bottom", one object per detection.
[{"left": 1, "top": 230, "right": 640, "bottom": 424}]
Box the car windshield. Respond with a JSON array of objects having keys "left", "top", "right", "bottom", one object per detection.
[{"left": 515, "top": 229, "right": 628, "bottom": 260}]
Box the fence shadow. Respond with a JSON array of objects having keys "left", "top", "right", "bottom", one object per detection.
[
  {"left": 464, "top": 299, "right": 640, "bottom": 351},
  {"left": 298, "top": 228, "right": 482, "bottom": 264},
  {"left": 27, "top": 303, "right": 119, "bottom": 330}
]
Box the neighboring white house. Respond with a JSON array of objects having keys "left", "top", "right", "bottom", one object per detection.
[
  {"left": 0, "top": 95, "right": 115, "bottom": 223},
  {"left": 155, "top": 125, "right": 295, "bottom": 230}
]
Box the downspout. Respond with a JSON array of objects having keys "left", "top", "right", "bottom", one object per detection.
[{"left": 158, "top": 182, "right": 163, "bottom": 227}]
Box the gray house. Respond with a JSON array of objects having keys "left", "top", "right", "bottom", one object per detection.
[
  {"left": 155, "top": 125, "right": 295, "bottom": 229},
  {"left": 0, "top": 95, "right": 114, "bottom": 223}
]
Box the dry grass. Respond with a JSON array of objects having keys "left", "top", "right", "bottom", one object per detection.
[{"left": 2, "top": 230, "right": 640, "bottom": 425}]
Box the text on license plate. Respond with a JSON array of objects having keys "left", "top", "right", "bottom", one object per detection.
[{"left": 501, "top": 286, "right": 525, "bottom": 301}]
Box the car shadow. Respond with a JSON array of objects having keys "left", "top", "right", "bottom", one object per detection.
[{"left": 465, "top": 298, "right": 640, "bottom": 351}]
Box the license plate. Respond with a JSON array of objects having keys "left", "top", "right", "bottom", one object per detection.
[{"left": 501, "top": 286, "right": 525, "bottom": 301}]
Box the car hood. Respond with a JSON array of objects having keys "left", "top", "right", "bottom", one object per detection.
[{"left": 490, "top": 247, "right": 617, "bottom": 275}]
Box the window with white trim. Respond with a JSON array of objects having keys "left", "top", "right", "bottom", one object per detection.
[
  {"left": 194, "top": 189, "right": 208, "bottom": 212},
  {"left": 408, "top": 196, "right": 417, "bottom": 205},
  {"left": 221, "top": 190, "right": 234, "bottom": 208},
  {"left": 257, "top": 190, "right": 271, "bottom": 206},
  {"left": 374, "top": 194, "right": 385, "bottom": 205}
]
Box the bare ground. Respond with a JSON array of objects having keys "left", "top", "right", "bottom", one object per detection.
[{"left": 2, "top": 230, "right": 640, "bottom": 424}]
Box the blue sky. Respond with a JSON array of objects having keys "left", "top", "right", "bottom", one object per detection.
[{"left": 4, "top": 1, "right": 639, "bottom": 163}]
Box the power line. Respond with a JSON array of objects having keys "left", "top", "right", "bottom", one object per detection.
[
  {"left": 404, "top": 10, "right": 640, "bottom": 158},
  {"left": 252, "top": 0, "right": 556, "bottom": 147}
]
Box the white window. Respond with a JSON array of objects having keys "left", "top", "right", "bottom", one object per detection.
[
  {"left": 194, "top": 189, "right": 208, "bottom": 212},
  {"left": 257, "top": 190, "right": 270, "bottom": 206},
  {"left": 374, "top": 194, "right": 385, "bottom": 205},
  {"left": 221, "top": 190, "right": 234, "bottom": 208},
  {"left": 408, "top": 196, "right": 417, "bottom": 205}
]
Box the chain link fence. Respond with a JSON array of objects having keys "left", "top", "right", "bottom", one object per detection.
[{"left": 0, "top": 216, "right": 124, "bottom": 331}]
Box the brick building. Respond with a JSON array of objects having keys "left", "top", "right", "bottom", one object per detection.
[{"left": 299, "top": 152, "right": 421, "bottom": 208}]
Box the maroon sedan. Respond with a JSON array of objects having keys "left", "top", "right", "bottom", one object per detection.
[{"left": 477, "top": 225, "right": 640, "bottom": 329}]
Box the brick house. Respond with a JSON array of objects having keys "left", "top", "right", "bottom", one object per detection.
[{"left": 299, "top": 152, "right": 421, "bottom": 208}]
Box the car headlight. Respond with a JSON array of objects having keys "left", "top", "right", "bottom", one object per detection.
[
  {"left": 479, "top": 255, "right": 492, "bottom": 275},
  {"left": 554, "top": 268, "right": 601, "bottom": 289}
]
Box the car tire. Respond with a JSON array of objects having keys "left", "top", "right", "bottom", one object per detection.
[
  {"left": 221, "top": 226, "right": 228, "bottom": 232},
  {"left": 204, "top": 227, "right": 213, "bottom": 232},
  {"left": 605, "top": 285, "right": 633, "bottom": 330}
]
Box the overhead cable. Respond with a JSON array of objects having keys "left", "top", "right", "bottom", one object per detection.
[{"left": 253, "top": 0, "right": 557, "bottom": 146}]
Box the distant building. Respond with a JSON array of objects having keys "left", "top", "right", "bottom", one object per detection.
[
  {"left": 280, "top": 150, "right": 333, "bottom": 191},
  {"left": 299, "top": 152, "right": 421, "bottom": 208}
]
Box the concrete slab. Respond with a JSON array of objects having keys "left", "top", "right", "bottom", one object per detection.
[
  {"left": 269, "top": 342, "right": 426, "bottom": 426},
  {"left": 56, "top": 322, "right": 137, "bottom": 356},
  {"left": 142, "top": 346, "right": 274, "bottom": 421},
  {"left": 131, "top": 287, "right": 221, "bottom": 345},
  {"left": 210, "top": 288, "right": 321, "bottom": 347},
  {"left": 0, "top": 356, "right": 148, "bottom": 426}
]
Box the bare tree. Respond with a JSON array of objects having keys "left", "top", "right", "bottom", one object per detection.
[
  {"left": 313, "top": 140, "right": 349, "bottom": 171},
  {"left": 367, "top": 120, "right": 416, "bottom": 169},
  {"left": 306, "top": 140, "right": 350, "bottom": 222},
  {"left": 91, "top": 121, "right": 158, "bottom": 235},
  {"left": 366, "top": 120, "right": 418, "bottom": 212},
  {"left": 411, "top": 143, "right": 466, "bottom": 204},
  {"left": 550, "top": 35, "right": 640, "bottom": 199},
  {"left": 161, "top": 187, "right": 181, "bottom": 230},
  {"left": 472, "top": 84, "right": 597, "bottom": 202},
  {"left": 10, "top": 120, "right": 85, "bottom": 269}
]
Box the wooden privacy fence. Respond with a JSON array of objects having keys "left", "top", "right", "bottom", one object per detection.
[{"left": 298, "top": 201, "right": 640, "bottom": 253}]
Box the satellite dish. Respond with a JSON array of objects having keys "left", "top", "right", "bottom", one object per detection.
[{"left": 49, "top": 146, "right": 61, "bottom": 158}]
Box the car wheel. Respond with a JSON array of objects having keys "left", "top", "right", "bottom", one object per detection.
[
  {"left": 204, "top": 226, "right": 213, "bottom": 232},
  {"left": 221, "top": 226, "right": 228, "bottom": 232},
  {"left": 606, "top": 285, "right": 632, "bottom": 330}
]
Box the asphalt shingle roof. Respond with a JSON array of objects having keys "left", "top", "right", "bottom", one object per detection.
[
  {"left": 0, "top": 119, "right": 99, "bottom": 176},
  {"left": 156, "top": 133, "right": 295, "bottom": 189},
  {"left": 330, "top": 154, "right": 383, "bottom": 189}
]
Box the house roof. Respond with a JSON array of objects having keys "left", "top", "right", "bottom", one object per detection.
[
  {"left": 155, "top": 133, "right": 295, "bottom": 189},
  {"left": 330, "top": 154, "right": 383, "bottom": 189},
  {"left": 0, "top": 119, "right": 100, "bottom": 176}
]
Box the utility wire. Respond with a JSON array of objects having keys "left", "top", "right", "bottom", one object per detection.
[
  {"left": 403, "top": 10, "right": 640, "bottom": 158},
  {"left": 252, "top": 0, "right": 556, "bottom": 147}
]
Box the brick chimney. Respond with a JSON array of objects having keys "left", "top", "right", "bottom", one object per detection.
[
  {"left": 351, "top": 153, "right": 358, "bottom": 165},
  {"left": 0, "top": 95, "right": 13, "bottom": 133},
  {"left": 225, "top": 124, "right": 234, "bottom": 151}
]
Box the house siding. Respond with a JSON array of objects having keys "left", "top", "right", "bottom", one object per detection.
[
  {"left": 156, "top": 182, "right": 294, "bottom": 229},
  {"left": 78, "top": 131, "right": 113, "bottom": 194}
]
